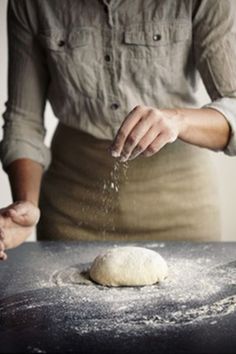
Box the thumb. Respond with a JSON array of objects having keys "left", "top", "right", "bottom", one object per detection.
[{"left": 5, "top": 202, "right": 40, "bottom": 227}]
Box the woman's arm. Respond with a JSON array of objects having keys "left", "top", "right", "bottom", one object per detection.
[
  {"left": 0, "top": 0, "right": 51, "bottom": 259},
  {"left": 111, "top": 0, "right": 236, "bottom": 161},
  {"left": 172, "top": 107, "right": 230, "bottom": 151},
  {"left": 0, "top": 159, "right": 42, "bottom": 259},
  {"left": 7, "top": 158, "right": 43, "bottom": 207}
]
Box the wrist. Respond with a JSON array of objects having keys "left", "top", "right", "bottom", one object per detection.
[
  {"left": 12, "top": 198, "right": 39, "bottom": 208},
  {"left": 162, "top": 108, "right": 187, "bottom": 139},
  {"left": 6, "top": 158, "right": 43, "bottom": 210}
]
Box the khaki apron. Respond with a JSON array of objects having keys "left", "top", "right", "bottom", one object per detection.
[{"left": 37, "top": 122, "right": 221, "bottom": 241}]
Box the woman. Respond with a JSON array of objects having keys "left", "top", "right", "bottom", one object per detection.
[{"left": 0, "top": 0, "right": 236, "bottom": 260}]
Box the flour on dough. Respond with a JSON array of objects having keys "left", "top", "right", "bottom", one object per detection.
[{"left": 89, "top": 246, "right": 168, "bottom": 287}]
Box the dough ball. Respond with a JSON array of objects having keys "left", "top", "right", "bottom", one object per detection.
[{"left": 89, "top": 246, "right": 168, "bottom": 287}]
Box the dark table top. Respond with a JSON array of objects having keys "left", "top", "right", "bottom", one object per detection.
[{"left": 0, "top": 241, "right": 236, "bottom": 354}]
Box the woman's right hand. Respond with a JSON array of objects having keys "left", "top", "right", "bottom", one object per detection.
[{"left": 0, "top": 201, "right": 40, "bottom": 261}]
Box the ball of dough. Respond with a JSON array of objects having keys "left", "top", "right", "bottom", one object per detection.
[{"left": 89, "top": 246, "right": 168, "bottom": 287}]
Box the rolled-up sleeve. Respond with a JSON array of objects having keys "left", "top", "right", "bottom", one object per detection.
[
  {"left": 0, "top": 0, "right": 51, "bottom": 171},
  {"left": 193, "top": 0, "right": 236, "bottom": 156}
]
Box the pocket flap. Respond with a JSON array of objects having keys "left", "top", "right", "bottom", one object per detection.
[
  {"left": 38, "top": 28, "right": 92, "bottom": 51},
  {"left": 124, "top": 22, "right": 190, "bottom": 46},
  {"left": 68, "top": 29, "right": 92, "bottom": 48}
]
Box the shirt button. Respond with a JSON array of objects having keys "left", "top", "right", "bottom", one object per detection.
[
  {"left": 105, "top": 54, "right": 111, "bottom": 62},
  {"left": 153, "top": 34, "right": 161, "bottom": 41},
  {"left": 111, "top": 103, "right": 119, "bottom": 110},
  {"left": 58, "top": 40, "right": 66, "bottom": 47}
]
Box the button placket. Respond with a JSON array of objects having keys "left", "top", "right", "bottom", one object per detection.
[
  {"left": 104, "top": 4, "right": 114, "bottom": 27},
  {"left": 102, "top": 2, "right": 120, "bottom": 115},
  {"left": 109, "top": 30, "right": 120, "bottom": 111}
]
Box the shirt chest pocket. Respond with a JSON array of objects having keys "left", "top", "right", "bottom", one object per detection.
[
  {"left": 121, "top": 21, "right": 192, "bottom": 98},
  {"left": 38, "top": 29, "right": 102, "bottom": 100},
  {"left": 123, "top": 21, "right": 191, "bottom": 61}
]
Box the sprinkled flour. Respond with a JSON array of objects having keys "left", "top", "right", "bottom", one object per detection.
[{"left": 0, "top": 244, "right": 235, "bottom": 354}]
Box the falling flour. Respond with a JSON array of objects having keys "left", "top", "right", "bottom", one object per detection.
[{"left": 100, "top": 160, "right": 129, "bottom": 235}]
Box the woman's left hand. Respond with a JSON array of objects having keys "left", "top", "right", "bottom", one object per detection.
[
  {"left": 110, "top": 105, "right": 184, "bottom": 161},
  {"left": 0, "top": 201, "right": 40, "bottom": 260}
]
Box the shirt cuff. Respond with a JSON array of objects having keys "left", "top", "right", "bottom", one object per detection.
[
  {"left": 203, "top": 97, "right": 236, "bottom": 156},
  {"left": 0, "top": 138, "right": 51, "bottom": 171}
]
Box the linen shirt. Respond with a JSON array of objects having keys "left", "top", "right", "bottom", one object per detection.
[{"left": 1, "top": 0, "right": 236, "bottom": 171}]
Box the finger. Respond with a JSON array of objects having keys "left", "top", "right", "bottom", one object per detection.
[
  {"left": 6, "top": 209, "right": 28, "bottom": 227},
  {"left": 8, "top": 201, "right": 30, "bottom": 216},
  {"left": 0, "top": 251, "right": 7, "bottom": 261},
  {"left": 6, "top": 202, "right": 40, "bottom": 227},
  {"left": 0, "top": 202, "right": 34, "bottom": 227},
  {"left": 120, "top": 114, "right": 155, "bottom": 161},
  {"left": 0, "top": 215, "right": 6, "bottom": 228},
  {"left": 0, "top": 228, "right": 5, "bottom": 242},
  {"left": 7, "top": 209, "right": 38, "bottom": 227},
  {"left": 129, "top": 126, "right": 160, "bottom": 160},
  {"left": 1, "top": 201, "right": 31, "bottom": 218},
  {"left": 110, "top": 106, "right": 145, "bottom": 157},
  {"left": 142, "top": 133, "right": 170, "bottom": 157},
  {"left": 12, "top": 201, "right": 40, "bottom": 218},
  {"left": 0, "top": 240, "right": 5, "bottom": 252},
  {"left": 0, "top": 202, "right": 26, "bottom": 216}
]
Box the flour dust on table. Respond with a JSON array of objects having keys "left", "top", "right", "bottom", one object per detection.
[{"left": 1, "top": 241, "right": 236, "bottom": 354}]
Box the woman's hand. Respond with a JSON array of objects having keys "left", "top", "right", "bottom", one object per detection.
[
  {"left": 0, "top": 201, "right": 40, "bottom": 261},
  {"left": 110, "top": 105, "right": 184, "bottom": 161},
  {"left": 110, "top": 105, "right": 231, "bottom": 160}
]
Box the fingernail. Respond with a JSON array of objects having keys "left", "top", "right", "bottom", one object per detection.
[
  {"left": 120, "top": 155, "right": 128, "bottom": 163},
  {"left": 111, "top": 150, "right": 120, "bottom": 158},
  {"left": 128, "top": 155, "right": 136, "bottom": 161},
  {"left": 0, "top": 253, "right": 7, "bottom": 261}
]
